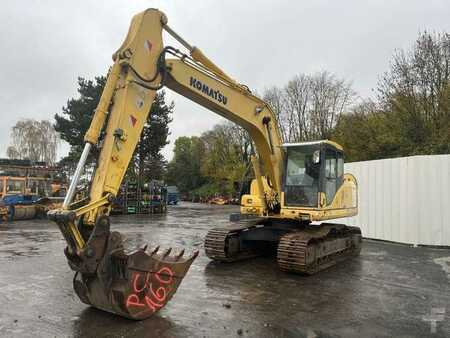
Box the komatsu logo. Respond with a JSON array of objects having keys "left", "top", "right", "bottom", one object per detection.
[{"left": 189, "top": 77, "right": 228, "bottom": 105}]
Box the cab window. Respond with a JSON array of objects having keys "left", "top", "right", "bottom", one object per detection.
[
  {"left": 325, "top": 150, "right": 337, "bottom": 178},
  {"left": 284, "top": 147, "right": 320, "bottom": 207}
]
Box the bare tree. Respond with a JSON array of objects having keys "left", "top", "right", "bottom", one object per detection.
[
  {"left": 263, "top": 86, "right": 289, "bottom": 142},
  {"left": 226, "top": 122, "right": 253, "bottom": 165},
  {"left": 264, "top": 71, "right": 355, "bottom": 143},
  {"left": 6, "top": 146, "right": 20, "bottom": 159},
  {"left": 8, "top": 119, "right": 60, "bottom": 164},
  {"left": 309, "top": 71, "right": 355, "bottom": 139},
  {"left": 284, "top": 74, "right": 312, "bottom": 142}
]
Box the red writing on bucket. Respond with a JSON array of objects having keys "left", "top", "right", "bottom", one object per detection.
[{"left": 126, "top": 266, "right": 174, "bottom": 313}]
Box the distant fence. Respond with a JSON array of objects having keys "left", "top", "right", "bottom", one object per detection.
[{"left": 342, "top": 154, "right": 450, "bottom": 246}]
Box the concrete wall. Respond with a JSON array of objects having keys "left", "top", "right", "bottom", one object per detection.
[{"left": 342, "top": 154, "right": 450, "bottom": 246}]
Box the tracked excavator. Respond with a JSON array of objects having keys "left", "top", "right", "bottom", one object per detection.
[{"left": 48, "top": 8, "right": 362, "bottom": 320}]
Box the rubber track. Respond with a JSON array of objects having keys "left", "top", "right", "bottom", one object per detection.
[
  {"left": 204, "top": 219, "right": 265, "bottom": 262},
  {"left": 277, "top": 225, "right": 362, "bottom": 275},
  {"left": 204, "top": 228, "right": 234, "bottom": 261}
]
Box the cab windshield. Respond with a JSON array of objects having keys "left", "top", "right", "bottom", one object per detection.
[{"left": 284, "top": 146, "right": 320, "bottom": 207}]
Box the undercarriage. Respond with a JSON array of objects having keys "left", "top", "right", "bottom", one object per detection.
[{"left": 204, "top": 215, "right": 362, "bottom": 275}]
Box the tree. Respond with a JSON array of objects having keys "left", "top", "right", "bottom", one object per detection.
[
  {"left": 264, "top": 71, "right": 355, "bottom": 143},
  {"left": 130, "top": 91, "right": 173, "bottom": 182},
  {"left": 6, "top": 146, "right": 20, "bottom": 159},
  {"left": 283, "top": 74, "right": 312, "bottom": 142},
  {"left": 54, "top": 76, "right": 173, "bottom": 180},
  {"left": 166, "top": 122, "right": 253, "bottom": 198},
  {"left": 200, "top": 123, "right": 249, "bottom": 196},
  {"left": 333, "top": 31, "right": 450, "bottom": 162},
  {"left": 263, "top": 86, "right": 289, "bottom": 142},
  {"left": 165, "top": 136, "right": 205, "bottom": 194},
  {"left": 224, "top": 122, "right": 253, "bottom": 167},
  {"left": 54, "top": 76, "right": 106, "bottom": 161},
  {"left": 377, "top": 31, "right": 449, "bottom": 155},
  {"left": 332, "top": 100, "right": 403, "bottom": 162},
  {"left": 309, "top": 71, "right": 355, "bottom": 139},
  {"left": 7, "top": 119, "right": 59, "bottom": 164}
]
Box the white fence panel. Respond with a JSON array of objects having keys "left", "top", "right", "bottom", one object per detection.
[{"left": 342, "top": 154, "right": 450, "bottom": 246}]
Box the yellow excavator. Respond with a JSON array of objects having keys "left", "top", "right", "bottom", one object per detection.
[{"left": 48, "top": 8, "right": 361, "bottom": 320}]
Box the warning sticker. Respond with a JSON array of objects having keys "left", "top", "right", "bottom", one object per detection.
[
  {"left": 129, "top": 115, "right": 137, "bottom": 127},
  {"left": 144, "top": 40, "right": 152, "bottom": 53}
]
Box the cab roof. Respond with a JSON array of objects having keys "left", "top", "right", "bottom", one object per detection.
[{"left": 281, "top": 139, "right": 343, "bottom": 151}]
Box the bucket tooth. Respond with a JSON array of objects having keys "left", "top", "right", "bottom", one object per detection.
[
  {"left": 176, "top": 249, "right": 185, "bottom": 260},
  {"left": 151, "top": 245, "right": 160, "bottom": 255},
  {"left": 191, "top": 250, "right": 199, "bottom": 259},
  {"left": 163, "top": 248, "right": 172, "bottom": 257}
]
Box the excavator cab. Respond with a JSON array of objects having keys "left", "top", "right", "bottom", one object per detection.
[{"left": 283, "top": 140, "right": 344, "bottom": 208}]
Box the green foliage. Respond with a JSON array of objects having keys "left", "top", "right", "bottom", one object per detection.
[
  {"left": 165, "top": 136, "right": 205, "bottom": 194},
  {"left": 131, "top": 91, "right": 173, "bottom": 181},
  {"left": 166, "top": 123, "right": 251, "bottom": 198},
  {"left": 332, "top": 102, "right": 404, "bottom": 162},
  {"left": 192, "top": 182, "right": 223, "bottom": 198},
  {"left": 333, "top": 31, "right": 449, "bottom": 162},
  {"left": 55, "top": 76, "right": 106, "bottom": 160},
  {"left": 200, "top": 124, "right": 247, "bottom": 192}
]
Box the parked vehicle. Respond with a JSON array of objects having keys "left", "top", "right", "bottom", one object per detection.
[{"left": 167, "top": 186, "right": 179, "bottom": 205}]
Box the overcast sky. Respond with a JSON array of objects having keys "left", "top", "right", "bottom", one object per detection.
[{"left": 0, "top": 0, "right": 448, "bottom": 160}]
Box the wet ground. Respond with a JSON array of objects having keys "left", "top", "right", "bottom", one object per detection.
[{"left": 0, "top": 202, "right": 450, "bottom": 337}]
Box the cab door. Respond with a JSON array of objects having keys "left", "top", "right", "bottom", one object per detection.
[{"left": 322, "top": 147, "right": 344, "bottom": 205}]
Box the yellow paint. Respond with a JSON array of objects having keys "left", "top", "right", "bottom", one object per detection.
[{"left": 68, "top": 221, "right": 86, "bottom": 250}]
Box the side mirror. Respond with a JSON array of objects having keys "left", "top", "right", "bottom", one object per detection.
[{"left": 313, "top": 150, "right": 321, "bottom": 164}]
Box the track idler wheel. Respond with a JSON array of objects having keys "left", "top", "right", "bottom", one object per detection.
[{"left": 72, "top": 231, "right": 198, "bottom": 320}]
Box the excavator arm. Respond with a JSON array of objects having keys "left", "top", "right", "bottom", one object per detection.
[{"left": 48, "top": 8, "right": 285, "bottom": 320}]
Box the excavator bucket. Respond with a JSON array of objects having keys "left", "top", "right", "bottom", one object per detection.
[
  {"left": 73, "top": 235, "right": 198, "bottom": 319},
  {"left": 54, "top": 219, "right": 198, "bottom": 320}
]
